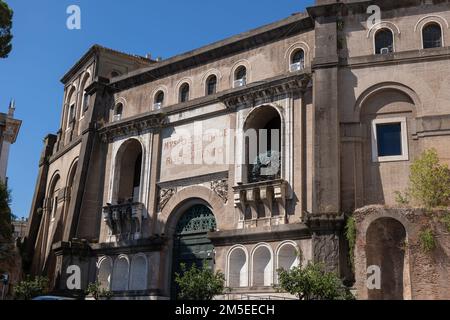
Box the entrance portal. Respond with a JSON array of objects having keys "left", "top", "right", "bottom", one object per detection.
[{"left": 171, "top": 204, "right": 217, "bottom": 299}]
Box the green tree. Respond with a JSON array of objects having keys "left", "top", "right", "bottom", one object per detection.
[
  {"left": 276, "top": 262, "right": 354, "bottom": 300},
  {"left": 0, "top": 0, "right": 13, "bottom": 58},
  {"left": 409, "top": 149, "right": 450, "bottom": 208},
  {"left": 13, "top": 275, "right": 49, "bottom": 300},
  {"left": 175, "top": 262, "right": 226, "bottom": 300}
]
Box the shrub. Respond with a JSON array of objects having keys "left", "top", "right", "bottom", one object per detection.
[
  {"left": 86, "top": 281, "right": 112, "bottom": 300},
  {"left": 14, "top": 275, "right": 49, "bottom": 300},
  {"left": 175, "top": 262, "right": 226, "bottom": 301},
  {"left": 409, "top": 149, "right": 450, "bottom": 209},
  {"left": 276, "top": 262, "right": 354, "bottom": 300},
  {"left": 419, "top": 228, "right": 436, "bottom": 253}
]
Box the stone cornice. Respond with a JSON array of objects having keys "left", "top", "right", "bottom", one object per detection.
[
  {"left": 218, "top": 70, "right": 312, "bottom": 110},
  {"left": 208, "top": 223, "right": 311, "bottom": 246}
]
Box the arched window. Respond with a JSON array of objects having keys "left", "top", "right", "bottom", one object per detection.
[
  {"left": 66, "top": 88, "right": 77, "bottom": 129},
  {"left": 206, "top": 75, "right": 217, "bottom": 95},
  {"left": 154, "top": 91, "right": 164, "bottom": 110},
  {"left": 244, "top": 106, "right": 282, "bottom": 183},
  {"left": 114, "top": 139, "right": 143, "bottom": 204},
  {"left": 112, "top": 256, "right": 129, "bottom": 292},
  {"left": 290, "top": 49, "right": 305, "bottom": 71},
  {"left": 423, "top": 23, "right": 442, "bottom": 49},
  {"left": 228, "top": 248, "right": 248, "bottom": 288},
  {"left": 129, "top": 255, "right": 148, "bottom": 291},
  {"left": 80, "top": 74, "right": 91, "bottom": 115},
  {"left": 98, "top": 257, "right": 113, "bottom": 291},
  {"left": 375, "top": 29, "right": 394, "bottom": 54},
  {"left": 179, "top": 83, "right": 190, "bottom": 103},
  {"left": 252, "top": 245, "right": 273, "bottom": 287},
  {"left": 113, "top": 103, "right": 123, "bottom": 122},
  {"left": 234, "top": 66, "right": 247, "bottom": 87}
]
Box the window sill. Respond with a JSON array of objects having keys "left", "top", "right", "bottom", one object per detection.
[{"left": 373, "top": 155, "right": 409, "bottom": 163}]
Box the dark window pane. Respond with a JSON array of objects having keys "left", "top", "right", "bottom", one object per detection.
[
  {"left": 375, "top": 29, "right": 394, "bottom": 54},
  {"left": 376, "top": 123, "right": 402, "bottom": 157},
  {"left": 207, "top": 76, "right": 217, "bottom": 95},
  {"left": 423, "top": 24, "right": 442, "bottom": 49}
]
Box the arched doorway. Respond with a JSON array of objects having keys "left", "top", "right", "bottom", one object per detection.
[
  {"left": 366, "top": 218, "right": 408, "bottom": 300},
  {"left": 170, "top": 204, "right": 217, "bottom": 299}
]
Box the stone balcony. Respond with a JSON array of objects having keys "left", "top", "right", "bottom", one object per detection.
[
  {"left": 103, "top": 202, "right": 145, "bottom": 242},
  {"left": 233, "top": 179, "right": 289, "bottom": 229}
]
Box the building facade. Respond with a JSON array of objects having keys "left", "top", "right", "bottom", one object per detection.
[{"left": 26, "top": 0, "right": 450, "bottom": 300}]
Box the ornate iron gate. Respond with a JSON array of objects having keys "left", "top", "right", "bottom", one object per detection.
[{"left": 171, "top": 205, "right": 217, "bottom": 299}]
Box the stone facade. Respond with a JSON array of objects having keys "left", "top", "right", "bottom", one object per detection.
[{"left": 25, "top": 0, "right": 450, "bottom": 299}]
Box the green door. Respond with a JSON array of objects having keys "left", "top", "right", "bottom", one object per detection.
[{"left": 171, "top": 205, "right": 217, "bottom": 299}]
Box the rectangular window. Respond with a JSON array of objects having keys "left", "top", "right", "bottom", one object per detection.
[{"left": 372, "top": 117, "right": 409, "bottom": 162}]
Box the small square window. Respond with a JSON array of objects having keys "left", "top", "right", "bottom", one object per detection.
[{"left": 372, "top": 118, "right": 409, "bottom": 162}]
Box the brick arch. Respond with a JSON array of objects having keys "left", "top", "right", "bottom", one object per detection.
[{"left": 159, "top": 185, "right": 226, "bottom": 236}]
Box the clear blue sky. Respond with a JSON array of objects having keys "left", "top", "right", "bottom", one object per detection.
[{"left": 0, "top": 0, "right": 314, "bottom": 219}]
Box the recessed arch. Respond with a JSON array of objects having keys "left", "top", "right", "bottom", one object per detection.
[
  {"left": 97, "top": 256, "right": 113, "bottom": 290},
  {"left": 276, "top": 241, "right": 301, "bottom": 271},
  {"left": 242, "top": 104, "right": 284, "bottom": 184},
  {"left": 367, "top": 21, "right": 401, "bottom": 39},
  {"left": 112, "top": 255, "right": 130, "bottom": 292},
  {"left": 112, "top": 138, "right": 144, "bottom": 204},
  {"left": 129, "top": 254, "right": 148, "bottom": 291},
  {"left": 160, "top": 186, "right": 225, "bottom": 237},
  {"left": 251, "top": 243, "right": 274, "bottom": 287},
  {"left": 227, "top": 245, "right": 249, "bottom": 288},
  {"left": 414, "top": 15, "right": 449, "bottom": 32},
  {"left": 354, "top": 82, "right": 421, "bottom": 120}
]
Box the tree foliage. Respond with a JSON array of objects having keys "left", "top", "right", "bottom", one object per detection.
[
  {"left": 13, "top": 275, "right": 49, "bottom": 300},
  {"left": 276, "top": 262, "right": 354, "bottom": 300},
  {"left": 409, "top": 149, "right": 450, "bottom": 209},
  {"left": 174, "top": 262, "right": 226, "bottom": 300},
  {"left": 0, "top": 0, "right": 13, "bottom": 58}
]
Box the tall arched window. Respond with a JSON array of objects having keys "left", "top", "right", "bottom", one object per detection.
[
  {"left": 234, "top": 66, "right": 247, "bottom": 87},
  {"left": 244, "top": 106, "right": 282, "bottom": 183},
  {"left": 252, "top": 245, "right": 273, "bottom": 287},
  {"left": 290, "top": 49, "right": 305, "bottom": 71},
  {"left": 179, "top": 83, "right": 190, "bottom": 103},
  {"left": 112, "top": 256, "right": 130, "bottom": 292},
  {"left": 375, "top": 29, "right": 394, "bottom": 54},
  {"left": 228, "top": 247, "right": 248, "bottom": 288},
  {"left": 66, "top": 88, "right": 77, "bottom": 129},
  {"left": 206, "top": 75, "right": 217, "bottom": 95},
  {"left": 113, "top": 103, "right": 123, "bottom": 122},
  {"left": 80, "top": 74, "right": 91, "bottom": 115},
  {"left": 114, "top": 139, "right": 143, "bottom": 203},
  {"left": 422, "top": 23, "right": 442, "bottom": 49},
  {"left": 154, "top": 91, "right": 164, "bottom": 110}
]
